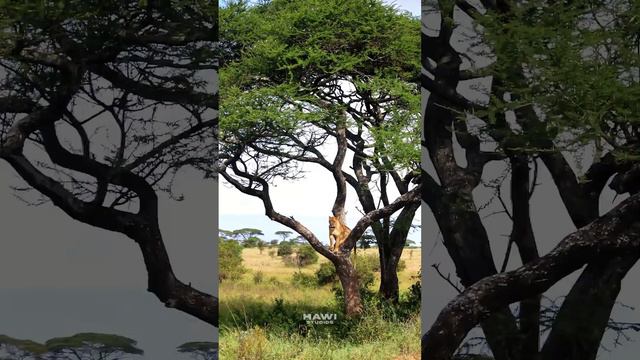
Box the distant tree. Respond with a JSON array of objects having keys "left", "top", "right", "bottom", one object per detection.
[
  {"left": 242, "top": 236, "right": 261, "bottom": 248},
  {"left": 176, "top": 342, "right": 217, "bottom": 360},
  {"left": 269, "top": 239, "right": 279, "bottom": 246},
  {"left": 44, "top": 333, "right": 143, "bottom": 360},
  {"left": 292, "top": 236, "right": 307, "bottom": 245},
  {"left": 218, "top": 229, "right": 235, "bottom": 241},
  {"left": 404, "top": 239, "right": 416, "bottom": 247},
  {"left": 0, "top": 333, "right": 144, "bottom": 360},
  {"left": 0, "top": 335, "right": 47, "bottom": 360},
  {"left": 274, "top": 230, "right": 293, "bottom": 242},
  {"left": 219, "top": 239, "right": 246, "bottom": 282},
  {"left": 358, "top": 231, "right": 376, "bottom": 249},
  {"left": 257, "top": 239, "right": 266, "bottom": 253},
  {"left": 232, "top": 228, "right": 264, "bottom": 242}
]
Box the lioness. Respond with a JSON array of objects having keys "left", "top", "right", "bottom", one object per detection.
[{"left": 329, "top": 215, "right": 351, "bottom": 252}]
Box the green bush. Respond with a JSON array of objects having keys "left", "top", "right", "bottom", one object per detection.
[
  {"left": 291, "top": 271, "right": 317, "bottom": 288},
  {"left": 276, "top": 241, "right": 293, "bottom": 256},
  {"left": 315, "top": 262, "right": 338, "bottom": 285},
  {"left": 355, "top": 253, "right": 379, "bottom": 271},
  {"left": 294, "top": 245, "right": 319, "bottom": 267},
  {"left": 219, "top": 239, "right": 246, "bottom": 282},
  {"left": 352, "top": 254, "right": 377, "bottom": 287},
  {"left": 243, "top": 236, "right": 260, "bottom": 248}
]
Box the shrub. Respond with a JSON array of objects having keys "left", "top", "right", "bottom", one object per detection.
[
  {"left": 352, "top": 254, "right": 377, "bottom": 287},
  {"left": 397, "top": 259, "right": 407, "bottom": 272},
  {"left": 219, "top": 239, "right": 246, "bottom": 282},
  {"left": 253, "top": 271, "right": 264, "bottom": 284},
  {"left": 277, "top": 241, "right": 293, "bottom": 256},
  {"left": 315, "top": 262, "right": 338, "bottom": 285},
  {"left": 257, "top": 240, "right": 266, "bottom": 253},
  {"left": 352, "top": 253, "right": 380, "bottom": 272},
  {"left": 243, "top": 236, "right": 260, "bottom": 248},
  {"left": 291, "top": 271, "right": 317, "bottom": 288},
  {"left": 294, "top": 245, "right": 318, "bottom": 267},
  {"left": 237, "top": 326, "right": 267, "bottom": 360}
]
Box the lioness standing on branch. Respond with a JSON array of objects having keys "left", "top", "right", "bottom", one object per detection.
[{"left": 329, "top": 215, "right": 351, "bottom": 252}]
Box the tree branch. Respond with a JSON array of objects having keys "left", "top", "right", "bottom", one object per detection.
[{"left": 423, "top": 192, "right": 640, "bottom": 359}]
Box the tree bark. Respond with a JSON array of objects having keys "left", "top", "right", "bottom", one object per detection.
[
  {"left": 335, "top": 256, "right": 364, "bottom": 316},
  {"left": 509, "top": 155, "right": 540, "bottom": 360},
  {"left": 378, "top": 201, "right": 420, "bottom": 302},
  {"left": 422, "top": 192, "right": 640, "bottom": 359},
  {"left": 539, "top": 151, "right": 637, "bottom": 358}
]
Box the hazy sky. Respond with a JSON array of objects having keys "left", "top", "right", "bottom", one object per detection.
[{"left": 0, "top": 165, "right": 217, "bottom": 359}]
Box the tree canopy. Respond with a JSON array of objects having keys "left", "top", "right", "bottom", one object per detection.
[
  {"left": 0, "top": 333, "right": 143, "bottom": 360},
  {"left": 421, "top": 0, "right": 640, "bottom": 359},
  {"left": 218, "top": 0, "right": 422, "bottom": 309},
  {"left": 0, "top": 1, "right": 218, "bottom": 326}
]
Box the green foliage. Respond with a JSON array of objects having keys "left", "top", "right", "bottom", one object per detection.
[
  {"left": 276, "top": 241, "right": 294, "bottom": 256},
  {"left": 291, "top": 271, "right": 318, "bottom": 288},
  {"left": 294, "top": 244, "right": 319, "bottom": 267},
  {"left": 257, "top": 239, "right": 266, "bottom": 252},
  {"left": 1, "top": 333, "right": 145, "bottom": 359},
  {"left": 176, "top": 341, "right": 218, "bottom": 360},
  {"left": 477, "top": 0, "right": 640, "bottom": 160},
  {"left": 219, "top": 0, "right": 421, "bottom": 173},
  {"left": 219, "top": 239, "right": 247, "bottom": 282},
  {"left": 352, "top": 256, "right": 376, "bottom": 288},
  {"left": 243, "top": 236, "right": 261, "bottom": 248},
  {"left": 275, "top": 230, "right": 294, "bottom": 241},
  {"left": 315, "top": 262, "right": 338, "bottom": 285},
  {"left": 0, "top": 335, "right": 47, "bottom": 357},
  {"left": 45, "top": 333, "right": 144, "bottom": 355}
]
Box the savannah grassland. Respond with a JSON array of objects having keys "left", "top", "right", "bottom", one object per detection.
[{"left": 219, "top": 247, "right": 421, "bottom": 360}]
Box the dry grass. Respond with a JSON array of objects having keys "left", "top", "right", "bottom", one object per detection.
[{"left": 219, "top": 246, "right": 422, "bottom": 360}]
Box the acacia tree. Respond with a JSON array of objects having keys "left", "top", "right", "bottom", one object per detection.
[
  {"left": 0, "top": 335, "right": 47, "bottom": 360},
  {"left": 0, "top": 2, "right": 218, "bottom": 326},
  {"left": 422, "top": 0, "right": 639, "bottom": 359},
  {"left": 176, "top": 342, "right": 217, "bottom": 360},
  {"left": 0, "top": 333, "right": 144, "bottom": 360},
  {"left": 218, "top": 0, "right": 421, "bottom": 311}
]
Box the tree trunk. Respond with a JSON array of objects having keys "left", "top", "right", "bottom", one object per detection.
[
  {"left": 378, "top": 201, "right": 419, "bottom": 302},
  {"left": 335, "top": 256, "right": 364, "bottom": 316},
  {"left": 541, "top": 254, "right": 639, "bottom": 360},
  {"left": 379, "top": 246, "right": 400, "bottom": 302}
]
